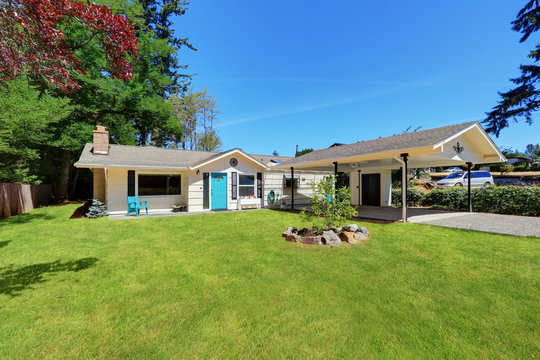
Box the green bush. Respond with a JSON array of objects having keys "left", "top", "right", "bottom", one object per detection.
[
  {"left": 419, "top": 186, "right": 540, "bottom": 216},
  {"left": 512, "top": 161, "right": 527, "bottom": 171},
  {"left": 472, "top": 186, "right": 540, "bottom": 216},
  {"left": 420, "top": 187, "right": 467, "bottom": 211},
  {"left": 392, "top": 187, "right": 424, "bottom": 206}
]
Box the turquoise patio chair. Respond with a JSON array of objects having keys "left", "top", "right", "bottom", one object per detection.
[{"left": 127, "top": 196, "right": 149, "bottom": 216}]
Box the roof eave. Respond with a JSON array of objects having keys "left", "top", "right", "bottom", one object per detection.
[{"left": 276, "top": 144, "right": 440, "bottom": 169}]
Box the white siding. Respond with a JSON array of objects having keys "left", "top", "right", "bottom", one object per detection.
[
  {"left": 187, "top": 153, "right": 266, "bottom": 212},
  {"left": 262, "top": 170, "right": 331, "bottom": 207},
  {"left": 107, "top": 168, "right": 188, "bottom": 214}
]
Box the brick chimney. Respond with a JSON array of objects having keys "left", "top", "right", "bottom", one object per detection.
[{"left": 93, "top": 125, "right": 109, "bottom": 155}]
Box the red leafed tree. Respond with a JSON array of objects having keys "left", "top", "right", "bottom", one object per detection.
[{"left": 0, "top": 0, "right": 138, "bottom": 91}]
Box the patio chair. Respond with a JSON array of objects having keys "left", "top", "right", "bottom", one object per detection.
[{"left": 127, "top": 196, "right": 149, "bottom": 216}]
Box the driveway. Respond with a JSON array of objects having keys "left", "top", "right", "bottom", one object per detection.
[{"left": 357, "top": 206, "right": 540, "bottom": 237}]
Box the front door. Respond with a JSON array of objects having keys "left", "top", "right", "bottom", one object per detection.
[
  {"left": 211, "top": 173, "right": 227, "bottom": 210},
  {"left": 362, "top": 173, "right": 381, "bottom": 206}
]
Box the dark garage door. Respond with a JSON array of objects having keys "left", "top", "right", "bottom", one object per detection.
[{"left": 362, "top": 173, "right": 380, "bottom": 206}]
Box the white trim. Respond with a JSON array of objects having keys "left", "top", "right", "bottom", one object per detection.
[
  {"left": 238, "top": 173, "right": 257, "bottom": 198},
  {"left": 190, "top": 149, "right": 269, "bottom": 170},
  {"left": 434, "top": 123, "right": 477, "bottom": 148},
  {"left": 75, "top": 164, "right": 189, "bottom": 170},
  {"left": 436, "top": 122, "right": 506, "bottom": 162}
]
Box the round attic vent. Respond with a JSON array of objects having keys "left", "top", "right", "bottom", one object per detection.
[{"left": 229, "top": 158, "right": 238, "bottom": 167}]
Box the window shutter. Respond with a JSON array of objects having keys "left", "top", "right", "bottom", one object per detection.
[
  {"left": 232, "top": 172, "right": 237, "bottom": 199},
  {"left": 128, "top": 170, "right": 135, "bottom": 196},
  {"left": 203, "top": 173, "right": 209, "bottom": 209},
  {"left": 257, "top": 172, "right": 262, "bottom": 198}
]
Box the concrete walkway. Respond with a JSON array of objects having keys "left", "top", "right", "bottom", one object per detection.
[{"left": 358, "top": 206, "right": 540, "bottom": 237}]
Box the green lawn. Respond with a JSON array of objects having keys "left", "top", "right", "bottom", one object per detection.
[{"left": 0, "top": 205, "right": 538, "bottom": 359}]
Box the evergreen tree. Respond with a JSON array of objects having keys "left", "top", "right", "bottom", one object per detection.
[{"left": 485, "top": 1, "right": 540, "bottom": 136}]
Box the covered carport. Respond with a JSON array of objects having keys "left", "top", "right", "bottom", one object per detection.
[{"left": 277, "top": 121, "right": 506, "bottom": 222}]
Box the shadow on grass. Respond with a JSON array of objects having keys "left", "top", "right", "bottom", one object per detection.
[
  {"left": 0, "top": 212, "right": 55, "bottom": 227},
  {"left": 0, "top": 241, "right": 10, "bottom": 249},
  {"left": 0, "top": 258, "right": 98, "bottom": 297}
]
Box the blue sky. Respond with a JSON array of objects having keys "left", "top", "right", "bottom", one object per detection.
[{"left": 176, "top": 1, "right": 539, "bottom": 156}]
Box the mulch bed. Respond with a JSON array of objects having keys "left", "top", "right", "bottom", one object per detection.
[{"left": 69, "top": 200, "right": 92, "bottom": 219}]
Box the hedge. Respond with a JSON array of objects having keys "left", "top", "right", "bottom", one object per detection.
[
  {"left": 416, "top": 186, "right": 540, "bottom": 216},
  {"left": 471, "top": 186, "right": 540, "bottom": 217},
  {"left": 420, "top": 187, "right": 467, "bottom": 211},
  {"left": 391, "top": 187, "right": 424, "bottom": 207}
]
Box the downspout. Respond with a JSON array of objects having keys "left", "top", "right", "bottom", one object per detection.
[
  {"left": 104, "top": 167, "right": 108, "bottom": 203},
  {"left": 393, "top": 155, "right": 407, "bottom": 222}
]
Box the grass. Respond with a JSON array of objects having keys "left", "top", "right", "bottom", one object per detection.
[{"left": 0, "top": 205, "right": 539, "bottom": 359}]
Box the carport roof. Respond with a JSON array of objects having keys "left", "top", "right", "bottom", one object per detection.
[{"left": 277, "top": 121, "right": 505, "bottom": 169}]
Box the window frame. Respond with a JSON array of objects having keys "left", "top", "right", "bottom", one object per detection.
[
  {"left": 136, "top": 173, "right": 182, "bottom": 197},
  {"left": 238, "top": 173, "right": 256, "bottom": 198}
]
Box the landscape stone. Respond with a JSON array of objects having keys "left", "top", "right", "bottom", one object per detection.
[
  {"left": 342, "top": 224, "right": 359, "bottom": 232},
  {"left": 338, "top": 231, "right": 358, "bottom": 244},
  {"left": 282, "top": 227, "right": 299, "bottom": 242},
  {"left": 321, "top": 230, "right": 341, "bottom": 245},
  {"left": 353, "top": 232, "right": 369, "bottom": 243},
  {"left": 301, "top": 236, "right": 322, "bottom": 245},
  {"left": 356, "top": 226, "right": 370, "bottom": 236}
]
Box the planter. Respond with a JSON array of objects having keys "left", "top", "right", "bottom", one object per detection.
[{"left": 238, "top": 198, "right": 260, "bottom": 210}]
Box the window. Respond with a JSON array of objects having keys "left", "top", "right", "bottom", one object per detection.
[
  {"left": 239, "top": 174, "right": 255, "bottom": 197},
  {"left": 283, "top": 174, "right": 300, "bottom": 188},
  {"left": 138, "top": 174, "right": 181, "bottom": 196}
]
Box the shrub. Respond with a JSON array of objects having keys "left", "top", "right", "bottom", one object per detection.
[
  {"left": 86, "top": 199, "right": 108, "bottom": 218},
  {"left": 419, "top": 186, "right": 540, "bottom": 216},
  {"left": 420, "top": 187, "right": 467, "bottom": 211},
  {"left": 392, "top": 187, "right": 424, "bottom": 206},
  {"left": 512, "top": 161, "right": 527, "bottom": 171},
  {"left": 472, "top": 186, "right": 540, "bottom": 216},
  {"left": 303, "top": 175, "right": 357, "bottom": 226}
]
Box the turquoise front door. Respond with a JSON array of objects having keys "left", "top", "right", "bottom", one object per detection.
[{"left": 211, "top": 173, "right": 227, "bottom": 210}]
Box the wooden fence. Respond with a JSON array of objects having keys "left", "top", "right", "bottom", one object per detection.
[{"left": 0, "top": 183, "right": 53, "bottom": 219}]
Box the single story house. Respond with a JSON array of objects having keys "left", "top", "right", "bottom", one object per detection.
[
  {"left": 74, "top": 126, "right": 330, "bottom": 214},
  {"left": 76, "top": 121, "right": 505, "bottom": 221}
]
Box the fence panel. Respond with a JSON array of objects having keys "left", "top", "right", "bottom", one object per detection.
[{"left": 0, "top": 183, "right": 52, "bottom": 219}]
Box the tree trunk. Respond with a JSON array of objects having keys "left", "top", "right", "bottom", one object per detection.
[
  {"left": 69, "top": 167, "right": 80, "bottom": 200},
  {"left": 53, "top": 150, "right": 73, "bottom": 202}
]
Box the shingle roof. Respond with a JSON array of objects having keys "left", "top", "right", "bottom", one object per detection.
[
  {"left": 280, "top": 121, "right": 478, "bottom": 167},
  {"left": 74, "top": 144, "right": 292, "bottom": 169}
]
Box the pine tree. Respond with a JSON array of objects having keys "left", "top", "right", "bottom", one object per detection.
[
  {"left": 484, "top": 1, "right": 540, "bottom": 136},
  {"left": 86, "top": 199, "right": 108, "bottom": 218}
]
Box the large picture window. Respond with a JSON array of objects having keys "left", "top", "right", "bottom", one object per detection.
[
  {"left": 138, "top": 174, "right": 181, "bottom": 196},
  {"left": 239, "top": 174, "right": 255, "bottom": 197}
]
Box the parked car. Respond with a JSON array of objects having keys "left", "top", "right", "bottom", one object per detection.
[
  {"left": 444, "top": 167, "right": 462, "bottom": 172},
  {"left": 436, "top": 171, "right": 494, "bottom": 187}
]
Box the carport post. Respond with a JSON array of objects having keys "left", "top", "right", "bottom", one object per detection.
[
  {"left": 401, "top": 153, "right": 408, "bottom": 222},
  {"left": 290, "top": 167, "right": 294, "bottom": 210},
  {"left": 466, "top": 162, "right": 472, "bottom": 212},
  {"left": 333, "top": 162, "right": 338, "bottom": 217}
]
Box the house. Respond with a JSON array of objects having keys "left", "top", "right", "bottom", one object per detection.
[
  {"left": 75, "top": 121, "right": 505, "bottom": 221},
  {"left": 505, "top": 156, "right": 536, "bottom": 170},
  {"left": 74, "top": 126, "right": 330, "bottom": 214},
  {"left": 276, "top": 121, "right": 506, "bottom": 221}
]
